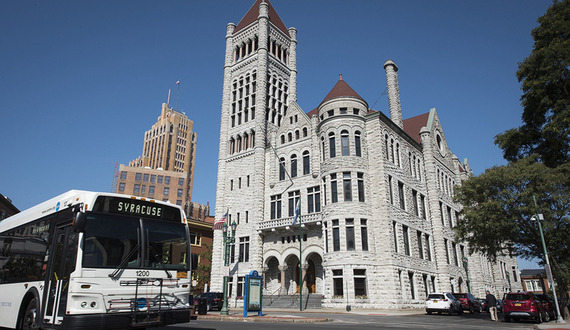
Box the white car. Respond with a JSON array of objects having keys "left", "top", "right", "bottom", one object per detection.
[{"left": 425, "top": 292, "right": 463, "bottom": 315}]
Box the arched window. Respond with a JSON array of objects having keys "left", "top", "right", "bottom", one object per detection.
[
  {"left": 244, "top": 133, "right": 249, "bottom": 150},
  {"left": 295, "top": 130, "right": 300, "bottom": 140},
  {"left": 396, "top": 143, "right": 400, "bottom": 166},
  {"left": 281, "top": 135, "right": 285, "bottom": 144},
  {"left": 237, "top": 136, "right": 242, "bottom": 152},
  {"left": 288, "top": 132, "right": 292, "bottom": 142},
  {"left": 390, "top": 139, "right": 394, "bottom": 163},
  {"left": 229, "top": 138, "right": 235, "bottom": 154},
  {"left": 341, "top": 130, "right": 349, "bottom": 156},
  {"left": 329, "top": 132, "right": 336, "bottom": 158},
  {"left": 279, "top": 157, "right": 286, "bottom": 181},
  {"left": 303, "top": 151, "right": 310, "bottom": 175},
  {"left": 355, "top": 131, "right": 361, "bottom": 157},
  {"left": 303, "top": 127, "right": 308, "bottom": 137},
  {"left": 385, "top": 134, "right": 389, "bottom": 160},
  {"left": 291, "top": 154, "right": 298, "bottom": 178},
  {"left": 321, "top": 137, "right": 326, "bottom": 161}
]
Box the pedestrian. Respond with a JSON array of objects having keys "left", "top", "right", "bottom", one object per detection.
[{"left": 486, "top": 290, "right": 498, "bottom": 321}]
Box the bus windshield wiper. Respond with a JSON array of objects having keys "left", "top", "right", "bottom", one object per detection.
[
  {"left": 149, "top": 245, "right": 172, "bottom": 279},
  {"left": 109, "top": 243, "right": 140, "bottom": 279}
]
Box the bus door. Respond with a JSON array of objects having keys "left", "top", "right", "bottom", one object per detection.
[{"left": 43, "top": 224, "right": 77, "bottom": 326}]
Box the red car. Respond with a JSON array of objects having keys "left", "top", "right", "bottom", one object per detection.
[
  {"left": 452, "top": 292, "right": 482, "bottom": 313},
  {"left": 503, "top": 292, "right": 550, "bottom": 323}
]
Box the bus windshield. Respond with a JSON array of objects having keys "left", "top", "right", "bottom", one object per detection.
[{"left": 82, "top": 213, "right": 189, "bottom": 271}]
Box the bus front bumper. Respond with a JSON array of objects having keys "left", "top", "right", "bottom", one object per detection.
[{"left": 60, "top": 308, "right": 191, "bottom": 330}]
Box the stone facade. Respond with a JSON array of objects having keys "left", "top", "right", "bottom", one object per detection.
[{"left": 211, "top": 0, "right": 522, "bottom": 309}]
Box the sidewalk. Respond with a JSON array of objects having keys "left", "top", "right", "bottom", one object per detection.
[
  {"left": 535, "top": 321, "right": 570, "bottom": 330},
  {"left": 194, "top": 307, "right": 425, "bottom": 323}
]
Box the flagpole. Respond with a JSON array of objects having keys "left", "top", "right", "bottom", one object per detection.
[{"left": 176, "top": 80, "right": 180, "bottom": 111}]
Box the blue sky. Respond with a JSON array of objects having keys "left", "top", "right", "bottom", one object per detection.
[{"left": 1, "top": 0, "right": 552, "bottom": 269}]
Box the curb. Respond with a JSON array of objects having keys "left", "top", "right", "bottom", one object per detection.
[{"left": 196, "top": 314, "right": 333, "bottom": 323}]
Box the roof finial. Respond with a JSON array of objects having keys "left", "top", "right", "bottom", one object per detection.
[{"left": 339, "top": 74, "right": 343, "bottom": 80}]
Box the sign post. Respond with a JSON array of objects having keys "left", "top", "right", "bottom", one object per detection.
[{"left": 243, "top": 270, "right": 263, "bottom": 317}]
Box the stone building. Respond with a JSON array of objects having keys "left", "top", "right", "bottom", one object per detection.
[{"left": 211, "top": 0, "right": 521, "bottom": 309}]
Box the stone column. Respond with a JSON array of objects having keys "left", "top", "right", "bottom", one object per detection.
[
  {"left": 279, "top": 265, "right": 288, "bottom": 294},
  {"left": 301, "top": 263, "right": 309, "bottom": 290},
  {"left": 384, "top": 60, "right": 403, "bottom": 129}
]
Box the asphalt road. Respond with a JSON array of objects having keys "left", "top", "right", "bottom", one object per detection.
[{"left": 155, "top": 311, "right": 538, "bottom": 330}]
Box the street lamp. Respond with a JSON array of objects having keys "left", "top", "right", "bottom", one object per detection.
[
  {"left": 532, "top": 196, "right": 565, "bottom": 323},
  {"left": 220, "top": 221, "right": 237, "bottom": 316}
]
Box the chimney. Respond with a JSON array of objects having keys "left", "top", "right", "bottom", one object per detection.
[{"left": 384, "top": 60, "right": 403, "bottom": 129}]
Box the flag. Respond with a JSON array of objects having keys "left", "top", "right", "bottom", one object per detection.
[
  {"left": 176, "top": 80, "right": 180, "bottom": 85},
  {"left": 213, "top": 211, "right": 227, "bottom": 230},
  {"left": 292, "top": 199, "right": 300, "bottom": 225}
]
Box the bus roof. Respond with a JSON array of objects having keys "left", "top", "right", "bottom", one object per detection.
[{"left": 0, "top": 190, "right": 184, "bottom": 232}]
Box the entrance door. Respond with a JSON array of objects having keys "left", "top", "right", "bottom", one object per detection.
[
  {"left": 306, "top": 260, "right": 315, "bottom": 293},
  {"left": 43, "top": 225, "right": 77, "bottom": 325}
]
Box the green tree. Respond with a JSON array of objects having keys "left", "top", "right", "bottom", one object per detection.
[
  {"left": 495, "top": 0, "right": 570, "bottom": 168},
  {"left": 193, "top": 243, "right": 212, "bottom": 294},
  {"left": 454, "top": 157, "right": 570, "bottom": 293}
]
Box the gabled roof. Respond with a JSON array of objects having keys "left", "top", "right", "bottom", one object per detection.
[
  {"left": 235, "top": 0, "right": 290, "bottom": 36},
  {"left": 520, "top": 269, "right": 546, "bottom": 277},
  {"left": 403, "top": 112, "right": 430, "bottom": 144},
  {"left": 320, "top": 74, "right": 364, "bottom": 105}
]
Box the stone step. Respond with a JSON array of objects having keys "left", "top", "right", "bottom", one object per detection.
[{"left": 263, "top": 294, "right": 322, "bottom": 309}]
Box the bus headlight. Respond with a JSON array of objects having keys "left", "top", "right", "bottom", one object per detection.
[{"left": 81, "top": 302, "right": 87, "bottom": 308}]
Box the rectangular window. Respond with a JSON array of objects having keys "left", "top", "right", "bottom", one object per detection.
[
  {"left": 361, "top": 219, "right": 368, "bottom": 251},
  {"left": 445, "top": 239, "right": 450, "bottom": 264},
  {"left": 237, "top": 276, "right": 245, "bottom": 297},
  {"left": 354, "top": 269, "right": 367, "bottom": 297},
  {"left": 393, "top": 221, "right": 398, "bottom": 253},
  {"left": 120, "top": 171, "right": 127, "bottom": 180},
  {"left": 346, "top": 219, "right": 355, "bottom": 251},
  {"left": 163, "top": 187, "right": 169, "bottom": 196},
  {"left": 303, "top": 153, "right": 310, "bottom": 175},
  {"left": 333, "top": 269, "right": 343, "bottom": 296},
  {"left": 417, "top": 231, "right": 423, "bottom": 259},
  {"left": 230, "top": 241, "right": 235, "bottom": 263},
  {"left": 165, "top": 176, "right": 170, "bottom": 184},
  {"left": 119, "top": 182, "right": 125, "bottom": 192},
  {"left": 398, "top": 181, "right": 405, "bottom": 210},
  {"left": 341, "top": 134, "right": 349, "bottom": 156},
  {"left": 440, "top": 202, "right": 445, "bottom": 226},
  {"left": 343, "top": 172, "right": 352, "bottom": 201},
  {"left": 412, "top": 189, "right": 419, "bottom": 216},
  {"left": 388, "top": 175, "right": 393, "bottom": 205},
  {"left": 307, "top": 186, "right": 321, "bottom": 213},
  {"left": 408, "top": 272, "right": 415, "bottom": 300},
  {"left": 331, "top": 174, "right": 338, "bottom": 203},
  {"left": 339, "top": 107, "right": 347, "bottom": 114},
  {"left": 357, "top": 173, "right": 364, "bottom": 202},
  {"left": 355, "top": 134, "right": 361, "bottom": 157},
  {"left": 177, "top": 189, "right": 183, "bottom": 197},
  {"left": 421, "top": 195, "right": 427, "bottom": 219},
  {"left": 288, "top": 190, "right": 300, "bottom": 217},
  {"left": 403, "top": 225, "right": 410, "bottom": 256},
  {"left": 239, "top": 237, "right": 250, "bottom": 262},
  {"left": 190, "top": 232, "right": 202, "bottom": 246},
  {"left": 134, "top": 184, "right": 140, "bottom": 194},
  {"left": 150, "top": 174, "right": 156, "bottom": 183},
  {"left": 143, "top": 173, "right": 149, "bottom": 182},
  {"left": 135, "top": 173, "right": 142, "bottom": 181},
  {"left": 271, "top": 194, "right": 282, "bottom": 219},
  {"left": 178, "top": 178, "right": 184, "bottom": 186},
  {"left": 324, "top": 222, "right": 329, "bottom": 253},
  {"left": 448, "top": 206, "right": 453, "bottom": 228},
  {"left": 157, "top": 175, "right": 163, "bottom": 184},
  {"left": 149, "top": 186, "right": 155, "bottom": 195},
  {"left": 452, "top": 242, "right": 458, "bottom": 266},
  {"left": 332, "top": 219, "right": 340, "bottom": 251},
  {"left": 425, "top": 234, "right": 431, "bottom": 261},
  {"left": 141, "top": 185, "right": 146, "bottom": 194},
  {"left": 329, "top": 136, "right": 336, "bottom": 158}
]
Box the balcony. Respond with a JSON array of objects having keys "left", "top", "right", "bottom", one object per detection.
[{"left": 257, "top": 213, "right": 322, "bottom": 231}]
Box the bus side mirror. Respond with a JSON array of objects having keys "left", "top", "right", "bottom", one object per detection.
[
  {"left": 73, "top": 212, "right": 87, "bottom": 233},
  {"left": 191, "top": 253, "right": 198, "bottom": 271}
]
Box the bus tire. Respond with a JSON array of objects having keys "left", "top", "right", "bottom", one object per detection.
[{"left": 20, "top": 298, "right": 37, "bottom": 330}]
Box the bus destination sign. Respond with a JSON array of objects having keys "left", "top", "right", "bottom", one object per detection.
[{"left": 92, "top": 196, "right": 181, "bottom": 222}]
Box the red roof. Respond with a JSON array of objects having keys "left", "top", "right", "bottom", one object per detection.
[
  {"left": 235, "top": 0, "right": 290, "bottom": 36},
  {"left": 320, "top": 74, "right": 364, "bottom": 105},
  {"left": 403, "top": 112, "right": 430, "bottom": 144}
]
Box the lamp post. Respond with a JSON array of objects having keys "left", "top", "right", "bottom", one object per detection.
[
  {"left": 532, "top": 196, "right": 565, "bottom": 323},
  {"left": 220, "top": 221, "right": 237, "bottom": 316}
]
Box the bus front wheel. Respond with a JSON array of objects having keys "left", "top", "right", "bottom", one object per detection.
[{"left": 20, "top": 298, "right": 37, "bottom": 330}]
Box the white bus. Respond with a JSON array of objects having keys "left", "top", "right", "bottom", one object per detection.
[{"left": 0, "top": 190, "right": 197, "bottom": 330}]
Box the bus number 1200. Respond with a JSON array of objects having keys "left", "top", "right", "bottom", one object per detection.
[{"left": 136, "top": 271, "right": 150, "bottom": 277}]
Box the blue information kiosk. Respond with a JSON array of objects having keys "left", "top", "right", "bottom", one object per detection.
[{"left": 243, "top": 270, "right": 263, "bottom": 317}]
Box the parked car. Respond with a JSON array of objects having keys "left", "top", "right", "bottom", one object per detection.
[
  {"left": 452, "top": 292, "right": 482, "bottom": 313},
  {"left": 194, "top": 292, "right": 224, "bottom": 311},
  {"left": 426, "top": 292, "right": 463, "bottom": 315},
  {"left": 479, "top": 298, "right": 488, "bottom": 312},
  {"left": 503, "top": 292, "right": 549, "bottom": 323},
  {"left": 535, "top": 294, "right": 557, "bottom": 319},
  {"left": 497, "top": 299, "right": 503, "bottom": 312}
]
